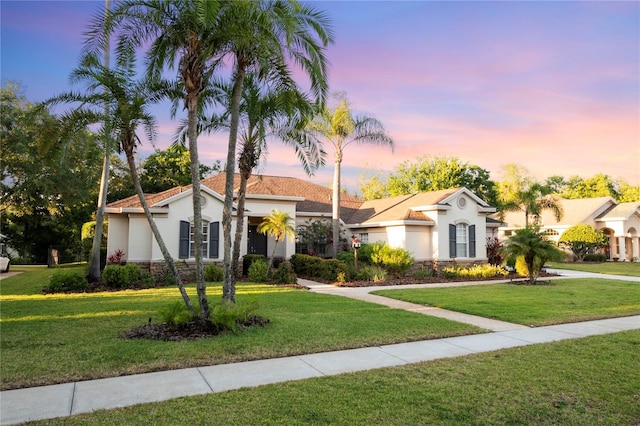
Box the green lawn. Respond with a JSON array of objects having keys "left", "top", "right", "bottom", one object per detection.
[
  {"left": 373, "top": 279, "right": 640, "bottom": 326},
  {"left": 547, "top": 260, "right": 640, "bottom": 276},
  {"left": 27, "top": 330, "right": 640, "bottom": 426},
  {"left": 0, "top": 266, "right": 481, "bottom": 390}
]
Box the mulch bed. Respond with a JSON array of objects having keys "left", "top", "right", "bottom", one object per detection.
[
  {"left": 330, "top": 272, "right": 557, "bottom": 287},
  {"left": 121, "top": 316, "right": 270, "bottom": 342}
]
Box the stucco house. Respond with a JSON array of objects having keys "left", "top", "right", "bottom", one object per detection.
[
  {"left": 105, "top": 174, "right": 498, "bottom": 275},
  {"left": 497, "top": 196, "right": 640, "bottom": 261}
]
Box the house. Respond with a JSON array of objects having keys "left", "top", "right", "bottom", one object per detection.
[
  {"left": 105, "top": 174, "right": 498, "bottom": 276},
  {"left": 497, "top": 197, "right": 640, "bottom": 261}
]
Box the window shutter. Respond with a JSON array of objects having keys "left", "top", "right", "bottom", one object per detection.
[
  {"left": 469, "top": 225, "right": 476, "bottom": 258},
  {"left": 449, "top": 224, "right": 457, "bottom": 258},
  {"left": 179, "top": 221, "right": 190, "bottom": 259},
  {"left": 209, "top": 221, "right": 219, "bottom": 259}
]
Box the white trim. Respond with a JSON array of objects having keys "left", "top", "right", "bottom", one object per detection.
[{"left": 349, "top": 220, "right": 436, "bottom": 229}]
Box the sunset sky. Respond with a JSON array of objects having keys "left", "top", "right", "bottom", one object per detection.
[{"left": 2, "top": 1, "right": 639, "bottom": 193}]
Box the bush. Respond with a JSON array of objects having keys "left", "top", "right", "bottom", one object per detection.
[
  {"left": 271, "top": 261, "right": 298, "bottom": 284},
  {"left": 289, "top": 253, "right": 349, "bottom": 282},
  {"left": 412, "top": 267, "right": 434, "bottom": 279},
  {"left": 159, "top": 302, "right": 194, "bottom": 331},
  {"left": 370, "top": 243, "right": 413, "bottom": 277},
  {"left": 211, "top": 300, "right": 260, "bottom": 332},
  {"left": 486, "top": 237, "right": 504, "bottom": 266},
  {"left": 322, "top": 259, "right": 349, "bottom": 281},
  {"left": 243, "top": 254, "right": 266, "bottom": 276},
  {"left": 441, "top": 264, "right": 509, "bottom": 279},
  {"left": 47, "top": 270, "right": 88, "bottom": 293},
  {"left": 204, "top": 263, "right": 223, "bottom": 282},
  {"left": 356, "top": 265, "right": 388, "bottom": 282},
  {"left": 514, "top": 255, "right": 544, "bottom": 278},
  {"left": 102, "top": 263, "right": 149, "bottom": 289},
  {"left": 583, "top": 254, "right": 607, "bottom": 262},
  {"left": 248, "top": 259, "right": 268, "bottom": 283}
]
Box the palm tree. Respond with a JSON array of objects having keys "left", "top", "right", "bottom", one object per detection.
[
  {"left": 45, "top": 51, "right": 196, "bottom": 314},
  {"left": 87, "top": 0, "right": 111, "bottom": 283},
  {"left": 307, "top": 94, "right": 394, "bottom": 257},
  {"left": 502, "top": 182, "right": 564, "bottom": 227},
  {"left": 179, "top": 74, "right": 324, "bottom": 302},
  {"left": 218, "top": 1, "right": 333, "bottom": 301},
  {"left": 92, "top": 0, "right": 229, "bottom": 319},
  {"left": 257, "top": 209, "right": 297, "bottom": 275},
  {"left": 504, "top": 226, "right": 562, "bottom": 284}
]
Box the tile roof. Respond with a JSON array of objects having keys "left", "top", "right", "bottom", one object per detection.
[
  {"left": 346, "top": 188, "right": 461, "bottom": 225},
  {"left": 106, "top": 175, "right": 483, "bottom": 226}
]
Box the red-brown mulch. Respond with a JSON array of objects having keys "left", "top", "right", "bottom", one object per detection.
[{"left": 331, "top": 272, "right": 557, "bottom": 287}]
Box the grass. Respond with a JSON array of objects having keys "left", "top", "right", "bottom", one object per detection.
[
  {"left": 373, "top": 279, "right": 640, "bottom": 326},
  {"left": 25, "top": 330, "right": 640, "bottom": 425},
  {"left": 547, "top": 260, "right": 640, "bottom": 277},
  {"left": 0, "top": 266, "right": 481, "bottom": 390}
]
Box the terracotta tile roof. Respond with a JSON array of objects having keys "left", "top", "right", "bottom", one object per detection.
[
  {"left": 201, "top": 174, "right": 364, "bottom": 219},
  {"left": 106, "top": 186, "right": 187, "bottom": 209}
]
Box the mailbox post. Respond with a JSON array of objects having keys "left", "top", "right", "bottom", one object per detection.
[{"left": 351, "top": 235, "right": 361, "bottom": 270}]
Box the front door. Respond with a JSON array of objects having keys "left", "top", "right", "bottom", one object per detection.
[{"left": 248, "top": 224, "right": 268, "bottom": 256}]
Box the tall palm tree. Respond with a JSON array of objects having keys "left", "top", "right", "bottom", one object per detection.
[
  {"left": 178, "top": 74, "right": 324, "bottom": 302},
  {"left": 307, "top": 94, "right": 394, "bottom": 257},
  {"left": 504, "top": 226, "right": 562, "bottom": 284},
  {"left": 218, "top": 0, "right": 333, "bottom": 301},
  {"left": 257, "top": 209, "right": 297, "bottom": 275},
  {"left": 91, "top": 0, "right": 229, "bottom": 319},
  {"left": 87, "top": 0, "right": 111, "bottom": 282},
  {"left": 45, "top": 51, "right": 196, "bottom": 314}
]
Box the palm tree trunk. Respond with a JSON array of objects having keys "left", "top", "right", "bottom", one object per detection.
[
  {"left": 187, "top": 94, "right": 208, "bottom": 319},
  {"left": 331, "top": 148, "right": 342, "bottom": 258},
  {"left": 267, "top": 238, "right": 279, "bottom": 276},
  {"left": 87, "top": 0, "right": 111, "bottom": 282},
  {"left": 229, "top": 170, "right": 250, "bottom": 304},
  {"left": 222, "top": 64, "right": 246, "bottom": 303},
  {"left": 124, "top": 147, "right": 195, "bottom": 315}
]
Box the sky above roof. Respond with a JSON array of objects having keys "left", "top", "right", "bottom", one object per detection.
[{"left": 2, "top": 1, "right": 639, "bottom": 193}]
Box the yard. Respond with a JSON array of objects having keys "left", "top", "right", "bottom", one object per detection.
[{"left": 1, "top": 263, "right": 639, "bottom": 424}]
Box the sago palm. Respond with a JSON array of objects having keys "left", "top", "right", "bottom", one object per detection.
[{"left": 504, "top": 226, "right": 562, "bottom": 284}]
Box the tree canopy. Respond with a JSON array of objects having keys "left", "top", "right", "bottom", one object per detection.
[
  {"left": 360, "top": 156, "right": 498, "bottom": 206},
  {"left": 558, "top": 224, "right": 608, "bottom": 262}
]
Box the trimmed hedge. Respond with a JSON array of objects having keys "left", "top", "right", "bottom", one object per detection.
[{"left": 290, "top": 254, "right": 349, "bottom": 281}]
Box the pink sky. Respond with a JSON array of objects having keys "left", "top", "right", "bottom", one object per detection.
[{"left": 2, "top": 1, "right": 638, "bottom": 193}]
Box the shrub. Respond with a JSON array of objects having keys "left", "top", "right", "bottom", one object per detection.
[
  {"left": 514, "top": 255, "right": 544, "bottom": 278},
  {"left": 412, "top": 267, "right": 434, "bottom": 279},
  {"left": 441, "top": 264, "right": 509, "bottom": 279},
  {"left": 583, "top": 253, "right": 606, "bottom": 262},
  {"left": 558, "top": 224, "right": 608, "bottom": 262},
  {"left": 271, "top": 261, "right": 298, "bottom": 284},
  {"left": 322, "top": 259, "right": 349, "bottom": 281},
  {"left": 211, "top": 300, "right": 260, "bottom": 332},
  {"left": 356, "top": 265, "right": 388, "bottom": 282},
  {"left": 159, "top": 302, "right": 194, "bottom": 331},
  {"left": 486, "top": 237, "right": 504, "bottom": 266},
  {"left": 107, "top": 249, "right": 125, "bottom": 265},
  {"left": 47, "top": 270, "right": 88, "bottom": 293},
  {"left": 102, "top": 263, "right": 148, "bottom": 289},
  {"left": 248, "top": 259, "right": 268, "bottom": 283},
  {"left": 289, "top": 254, "right": 349, "bottom": 281},
  {"left": 370, "top": 243, "right": 413, "bottom": 276},
  {"left": 243, "top": 254, "right": 266, "bottom": 276},
  {"left": 204, "top": 264, "right": 223, "bottom": 282}
]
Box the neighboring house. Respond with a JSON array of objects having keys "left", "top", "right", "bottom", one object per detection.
[
  {"left": 105, "top": 174, "right": 497, "bottom": 275},
  {"left": 497, "top": 197, "right": 640, "bottom": 261}
]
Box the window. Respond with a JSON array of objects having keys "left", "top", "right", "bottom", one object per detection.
[
  {"left": 456, "top": 224, "right": 468, "bottom": 257},
  {"left": 543, "top": 229, "right": 559, "bottom": 236},
  {"left": 190, "top": 221, "right": 209, "bottom": 258},
  {"left": 449, "top": 223, "right": 476, "bottom": 258},
  {"left": 179, "top": 220, "right": 219, "bottom": 259},
  {"left": 358, "top": 233, "right": 369, "bottom": 244}
]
